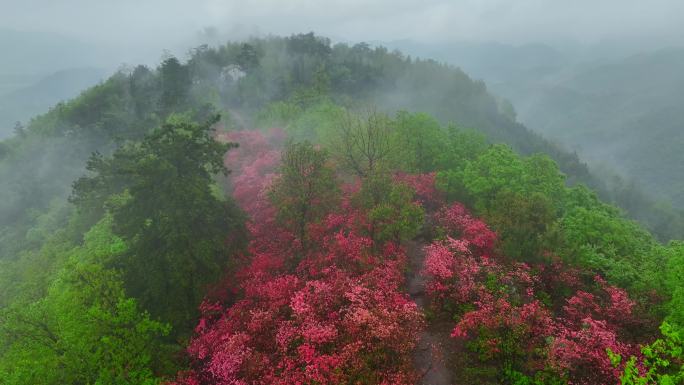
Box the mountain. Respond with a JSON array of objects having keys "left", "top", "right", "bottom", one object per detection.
[
  {"left": 506, "top": 48, "right": 684, "bottom": 207},
  {"left": 0, "top": 33, "right": 682, "bottom": 385},
  {"left": 383, "top": 40, "right": 684, "bottom": 239},
  {"left": 0, "top": 28, "right": 103, "bottom": 88},
  {"left": 0, "top": 67, "right": 108, "bottom": 138}
]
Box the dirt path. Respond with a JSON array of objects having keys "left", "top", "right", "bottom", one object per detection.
[
  {"left": 407, "top": 241, "right": 457, "bottom": 385},
  {"left": 407, "top": 241, "right": 498, "bottom": 385}
]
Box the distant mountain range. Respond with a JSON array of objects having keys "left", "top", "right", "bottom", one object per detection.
[
  {"left": 499, "top": 48, "right": 684, "bottom": 207},
  {"left": 0, "top": 68, "right": 108, "bottom": 138}
]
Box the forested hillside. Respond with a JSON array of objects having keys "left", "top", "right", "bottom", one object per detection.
[
  {"left": 1, "top": 33, "right": 683, "bottom": 384},
  {"left": 407, "top": 42, "right": 684, "bottom": 215},
  {"left": 389, "top": 40, "right": 684, "bottom": 241},
  {"left": 507, "top": 49, "right": 684, "bottom": 209},
  {"left": 0, "top": 67, "right": 107, "bottom": 138}
]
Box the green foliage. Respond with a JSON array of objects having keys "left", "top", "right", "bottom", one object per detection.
[
  {"left": 390, "top": 111, "right": 448, "bottom": 173},
  {"left": 665, "top": 242, "right": 684, "bottom": 327},
  {"left": 434, "top": 126, "right": 489, "bottom": 204},
  {"left": 383, "top": 202, "right": 423, "bottom": 244},
  {"left": 461, "top": 145, "right": 566, "bottom": 212},
  {"left": 436, "top": 141, "right": 666, "bottom": 297},
  {"left": 270, "top": 141, "right": 339, "bottom": 252},
  {"left": 461, "top": 144, "right": 527, "bottom": 210},
  {"left": 0, "top": 218, "right": 172, "bottom": 385},
  {"left": 486, "top": 190, "right": 560, "bottom": 261},
  {"left": 559, "top": 206, "right": 663, "bottom": 293},
  {"left": 436, "top": 124, "right": 489, "bottom": 171},
  {"left": 55, "top": 72, "right": 135, "bottom": 139},
  {"left": 453, "top": 145, "right": 566, "bottom": 261},
  {"left": 285, "top": 100, "right": 345, "bottom": 143},
  {"left": 159, "top": 56, "right": 191, "bottom": 116},
  {"left": 71, "top": 115, "right": 245, "bottom": 333},
  {"left": 502, "top": 366, "right": 567, "bottom": 385},
  {"left": 0, "top": 202, "right": 87, "bottom": 308},
  {"left": 614, "top": 322, "right": 684, "bottom": 385},
  {"left": 256, "top": 100, "right": 304, "bottom": 128},
  {"left": 355, "top": 174, "right": 425, "bottom": 247}
]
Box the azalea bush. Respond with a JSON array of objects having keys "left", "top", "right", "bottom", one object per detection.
[
  {"left": 179, "top": 129, "right": 661, "bottom": 385},
  {"left": 172, "top": 130, "right": 424, "bottom": 385},
  {"left": 422, "top": 201, "right": 648, "bottom": 384}
]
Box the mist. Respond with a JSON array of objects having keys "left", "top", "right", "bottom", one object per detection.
[
  {"left": 3, "top": 0, "right": 684, "bottom": 46},
  {"left": 2, "top": 0, "right": 684, "bottom": 80},
  {"left": 1, "top": 0, "right": 681, "bottom": 131},
  {"left": 4, "top": 2, "right": 684, "bottom": 383}
]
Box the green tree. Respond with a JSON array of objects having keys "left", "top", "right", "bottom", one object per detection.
[
  {"left": 333, "top": 109, "right": 393, "bottom": 177},
  {"left": 486, "top": 190, "right": 559, "bottom": 261},
  {"left": 461, "top": 144, "right": 527, "bottom": 212},
  {"left": 436, "top": 124, "right": 489, "bottom": 171},
  {"left": 158, "top": 56, "right": 191, "bottom": 116},
  {"left": 435, "top": 125, "right": 489, "bottom": 204},
  {"left": 354, "top": 174, "right": 424, "bottom": 248},
  {"left": 270, "top": 141, "right": 339, "bottom": 253},
  {"left": 390, "top": 111, "right": 447, "bottom": 173},
  {"left": 236, "top": 43, "right": 261, "bottom": 72},
  {"left": 665, "top": 242, "right": 684, "bottom": 326},
  {"left": 71, "top": 115, "right": 245, "bottom": 333},
  {"left": 0, "top": 218, "right": 172, "bottom": 385},
  {"left": 559, "top": 206, "right": 660, "bottom": 292},
  {"left": 458, "top": 145, "right": 569, "bottom": 261},
  {"left": 129, "top": 65, "right": 160, "bottom": 122},
  {"left": 613, "top": 322, "right": 684, "bottom": 385}
]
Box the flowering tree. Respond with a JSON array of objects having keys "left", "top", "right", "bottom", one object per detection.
[
  {"left": 548, "top": 278, "right": 641, "bottom": 384},
  {"left": 393, "top": 172, "right": 443, "bottom": 210},
  {"left": 172, "top": 136, "right": 424, "bottom": 385},
  {"left": 269, "top": 141, "right": 340, "bottom": 253},
  {"left": 422, "top": 201, "right": 647, "bottom": 384},
  {"left": 177, "top": 263, "right": 422, "bottom": 385}
]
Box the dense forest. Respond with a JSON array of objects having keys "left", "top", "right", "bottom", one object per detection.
[{"left": 0, "top": 33, "right": 683, "bottom": 384}]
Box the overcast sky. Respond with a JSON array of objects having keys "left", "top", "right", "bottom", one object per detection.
[
  {"left": 0, "top": 0, "right": 684, "bottom": 75},
  {"left": 4, "top": 0, "right": 684, "bottom": 44}
]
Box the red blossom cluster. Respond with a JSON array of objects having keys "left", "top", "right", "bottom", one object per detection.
[
  {"left": 221, "top": 129, "right": 284, "bottom": 224},
  {"left": 172, "top": 130, "right": 424, "bottom": 385},
  {"left": 173, "top": 133, "right": 650, "bottom": 384},
  {"left": 423, "top": 203, "right": 498, "bottom": 304},
  {"left": 179, "top": 262, "right": 422, "bottom": 385},
  {"left": 393, "top": 172, "right": 442, "bottom": 209},
  {"left": 433, "top": 202, "right": 497, "bottom": 251},
  {"left": 422, "top": 202, "right": 644, "bottom": 384},
  {"left": 547, "top": 277, "right": 640, "bottom": 384}
]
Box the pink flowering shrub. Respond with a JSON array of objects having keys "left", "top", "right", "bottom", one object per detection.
[
  {"left": 422, "top": 202, "right": 647, "bottom": 384},
  {"left": 172, "top": 136, "right": 424, "bottom": 384},
  {"left": 175, "top": 232, "right": 423, "bottom": 385},
  {"left": 393, "top": 172, "right": 443, "bottom": 209},
  {"left": 423, "top": 203, "right": 498, "bottom": 307},
  {"left": 174, "top": 128, "right": 653, "bottom": 384},
  {"left": 221, "top": 129, "right": 284, "bottom": 223},
  {"left": 434, "top": 202, "right": 497, "bottom": 252}
]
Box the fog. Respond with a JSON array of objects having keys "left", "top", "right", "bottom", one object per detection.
[
  {"left": 3, "top": 0, "right": 684, "bottom": 90},
  {"left": 2, "top": 1, "right": 682, "bottom": 117},
  {"left": 3, "top": 0, "right": 684, "bottom": 62},
  {"left": 3, "top": 4, "right": 684, "bottom": 381},
  {"left": 2, "top": 0, "right": 684, "bottom": 207},
  {"left": 4, "top": 1, "right": 684, "bottom": 42}
]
